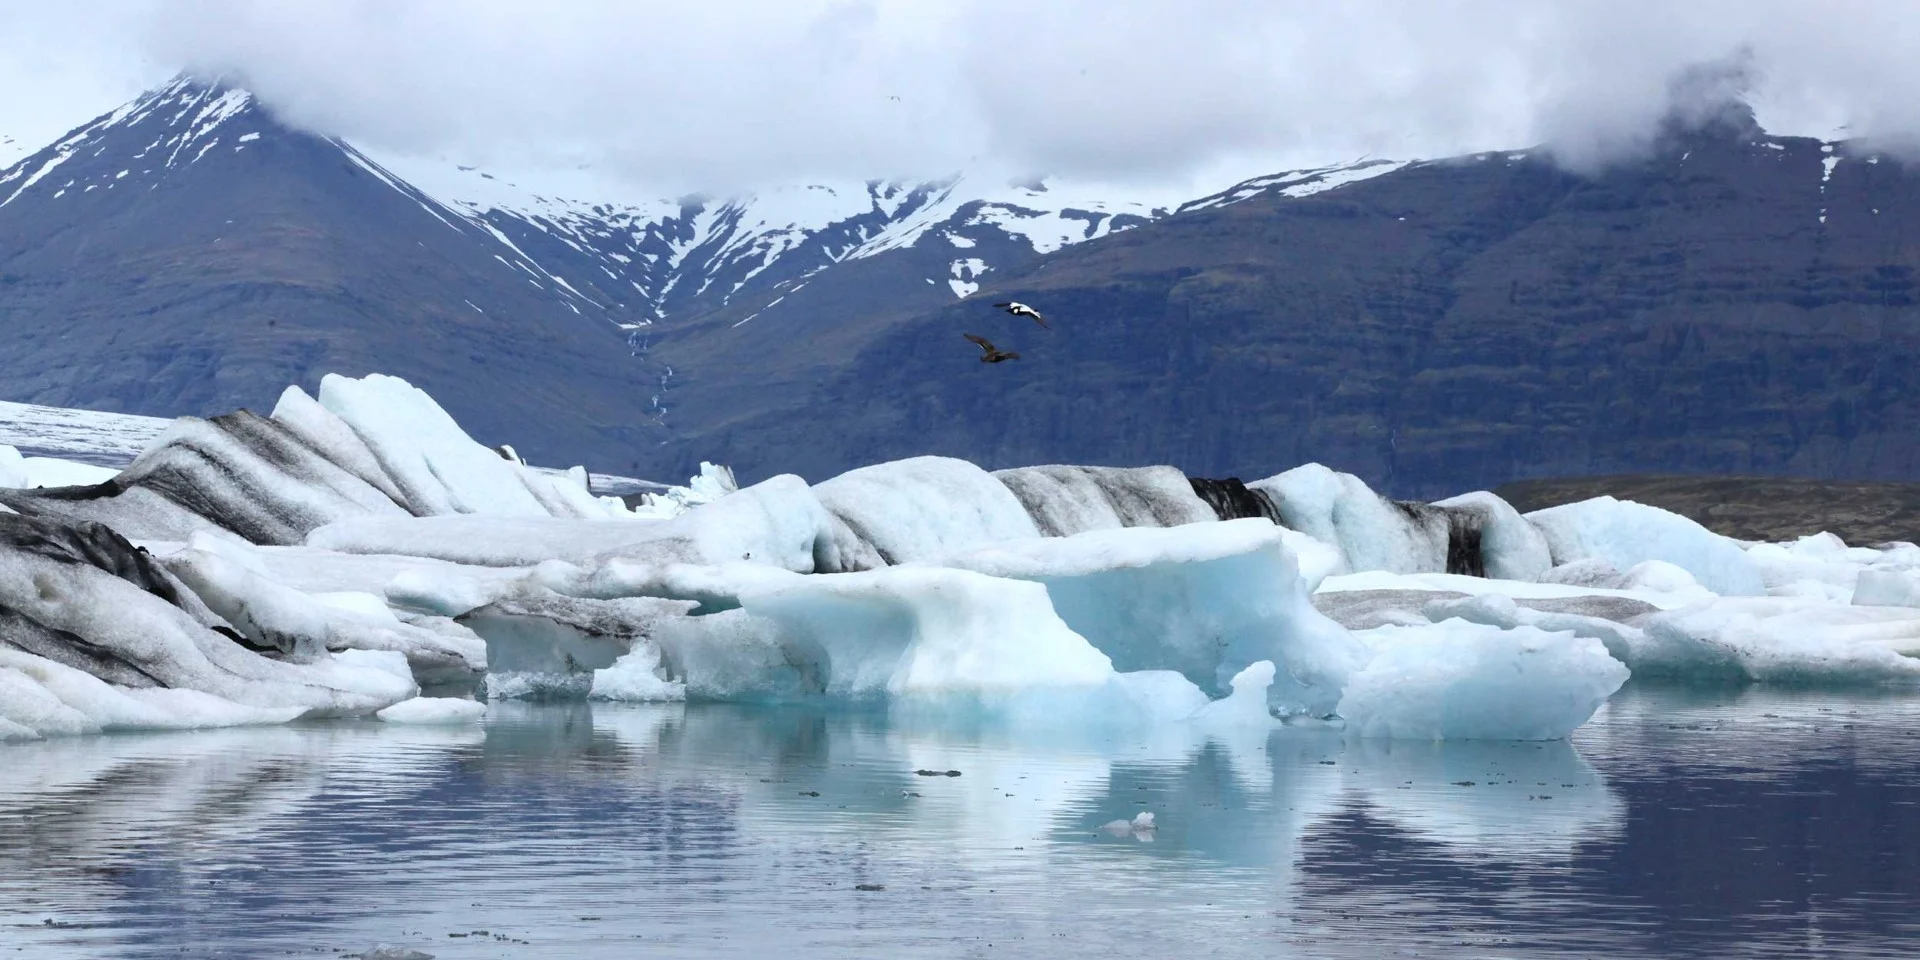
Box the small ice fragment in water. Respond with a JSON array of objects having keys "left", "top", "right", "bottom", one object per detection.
[
  {"left": 1100, "top": 811, "right": 1158, "bottom": 840},
  {"left": 356, "top": 947, "right": 435, "bottom": 960}
]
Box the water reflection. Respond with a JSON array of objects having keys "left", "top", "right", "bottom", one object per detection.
[{"left": 0, "top": 685, "right": 1916, "bottom": 958}]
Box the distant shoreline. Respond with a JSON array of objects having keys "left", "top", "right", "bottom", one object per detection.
[{"left": 1494, "top": 475, "right": 1920, "bottom": 545}]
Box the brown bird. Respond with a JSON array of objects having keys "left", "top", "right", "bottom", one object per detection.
[
  {"left": 993, "top": 301, "right": 1047, "bottom": 327},
  {"left": 965, "top": 333, "right": 1020, "bottom": 363}
]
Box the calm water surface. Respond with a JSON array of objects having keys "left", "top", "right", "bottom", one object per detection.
[{"left": 4, "top": 685, "right": 1920, "bottom": 959}]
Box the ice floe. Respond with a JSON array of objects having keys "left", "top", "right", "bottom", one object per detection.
[{"left": 8, "top": 373, "right": 1920, "bottom": 745}]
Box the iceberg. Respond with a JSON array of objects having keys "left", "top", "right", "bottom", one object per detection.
[
  {"left": 310, "top": 473, "right": 835, "bottom": 570},
  {"left": 992, "top": 464, "right": 1216, "bottom": 536},
  {"left": 926, "top": 519, "right": 1366, "bottom": 716},
  {"left": 1641, "top": 597, "right": 1920, "bottom": 683},
  {"left": 376, "top": 696, "right": 486, "bottom": 724},
  {"left": 812, "top": 456, "right": 1039, "bottom": 568},
  {"left": 1249, "top": 463, "right": 1517, "bottom": 579},
  {"left": 1338, "top": 619, "right": 1629, "bottom": 740},
  {"left": 33, "top": 373, "right": 1920, "bottom": 745},
  {"left": 1525, "top": 496, "right": 1766, "bottom": 596},
  {"left": 0, "top": 513, "right": 416, "bottom": 738},
  {"left": 0, "top": 445, "right": 119, "bottom": 490}
]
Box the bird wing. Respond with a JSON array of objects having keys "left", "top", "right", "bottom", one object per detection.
[
  {"left": 992, "top": 302, "right": 1012, "bottom": 309},
  {"left": 1029, "top": 311, "right": 1048, "bottom": 327},
  {"left": 964, "top": 333, "right": 994, "bottom": 353}
]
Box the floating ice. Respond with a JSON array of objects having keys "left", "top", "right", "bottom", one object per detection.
[
  {"left": 928, "top": 519, "right": 1365, "bottom": 715},
  {"left": 1642, "top": 597, "right": 1920, "bottom": 683},
  {"left": 1338, "top": 619, "right": 1629, "bottom": 740},
  {"left": 1251, "top": 464, "right": 1504, "bottom": 578},
  {"left": 1432, "top": 490, "right": 1552, "bottom": 581},
  {"left": 629, "top": 462, "right": 739, "bottom": 519},
  {"left": 163, "top": 534, "right": 486, "bottom": 683},
  {"left": 313, "top": 474, "right": 832, "bottom": 570},
  {"left": 740, "top": 566, "right": 1111, "bottom": 699},
  {"left": 376, "top": 696, "right": 486, "bottom": 724},
  {"left": 813, "top": 456, "right": 1039, "bottom": 568},
  {"left": 590, "top": 644, "right": 687, "bottom": 702},
  {"left": 1525, "top": 496, "right": 1766, "bottom": 596},
  {"left": 992, "top": 464, "right": 1215, "bottom": 536},
  {"left": 0, "top": 445, "right": 117, "bottom": 489}
]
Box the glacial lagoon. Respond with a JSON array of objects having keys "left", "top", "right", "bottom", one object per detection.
[{"left": 5, "top": 684, "right": 1919, "bottom": 960}]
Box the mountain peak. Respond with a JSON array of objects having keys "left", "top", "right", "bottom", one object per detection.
[{"left": 0, "top": 75, "right": 271, "bottom": 211}]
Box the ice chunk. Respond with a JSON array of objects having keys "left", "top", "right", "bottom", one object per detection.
[
  {"left": 1854, "top": 569, "right": 1920, "bottom": 608},
  {"left": 1524, "top": 496, "right": 1765, "bottom": 596},
  {"left": 629, "top": 462, "right": 739, "bottom": 518},
  {"left": 739, "top": 566, "right": 1112, "bottom": 699},
  {"left": 458, "top": 594, "right": 693, "bottom": 681},
  {"left": 813, "top": 456, "right": 1039, "bottom": 566},
  {"left": 0, "top": 665, "right": 98, "bottom": 736},
  {"left": 590, "top": 643, "right": 687, "bottom": 702},
  {"left": 313, "top": 474, "right": 834, "bottom": 570},
  {"left": 0, "top": 649, "right": 307, "bottom": 738},
  {"left": 1277, "top": 528, "right": 1342, "bottom": 591},
  {"left": 991, "top": 464, "right": 1215, "bottom": 536},
  {"left": 0, "top": 444, "right": 118, "bottom": 489},
  {"left": 1190, "top": 660, "right": 1279, "bottom": 729},
  {"left": 1320, "top": 569, "right": 1713, "bottom": 611},
  {"left": 1433, "top": 491, "right": 1552, "bottom": 581},
  {"left": 1338, "top": 620, "right": 1628, "bottom": 740},
  {"left": 1422, "top": 593, "right": 1654, "bottom": 670},
  {"left": 653, "top": 607, "right": 816, "bottom": 701},
  {"left": 1099, "top": 810, "right": 1159, "bottom": 839},
  {"left": 270, "top": 385, "right": 411, "bottom": 505},
  {"left": 313, "top": 372, "right": 623, "bottom": 520},
  {"left": 316, "top": 372, "right": 552, "bottom": 517},
  {"left": 1642, "top": 597, "right": 1920, "bottom": 683},
  {"left": 165, "top": 540, "right": 486, "bottom": 683},
  {"left": 376, "top": 696, "right": 486, "bottom": 724},
  {"left": 0, "top": 445, "right": 23, "bottom": 488},
  {"left": 1251, "top": 464, "right": 1503, "bottom": 578},
  {"left": 0, "top": 412, "right": 413, "bottom": 544},
  {"left": 0, "top": 446, "right": 118, "bottom": 489},
  {"left": 927, "top": 519, "right": 1365, "bottom": 716}
]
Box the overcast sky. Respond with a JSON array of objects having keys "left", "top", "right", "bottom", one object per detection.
[{"left": 2, "top": 1, "right": 1914, "bottom": 196}]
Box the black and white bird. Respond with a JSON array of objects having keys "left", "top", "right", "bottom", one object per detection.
[{"left": 993, "top": 301, "right": 1047, "bottom": 327}]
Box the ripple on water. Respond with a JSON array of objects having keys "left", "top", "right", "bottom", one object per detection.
[{"left": 2, "top": 685, "right": 1919, "bottom": 958}]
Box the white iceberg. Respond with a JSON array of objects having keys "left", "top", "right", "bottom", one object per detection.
[
  {"left": 376, "top": 696, "right": 486, "bottom": 724},
  {"left": 926, "top": 518, "right": 1366, "bottom": 716},
  {"left": 1338, "top": 619, "right": 1629, "bottom": 740},
  {"left": 1525, "top": 496, "right": 1766, "bottom": 596}
]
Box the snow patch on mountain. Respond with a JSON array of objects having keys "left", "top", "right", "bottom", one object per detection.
[{"left": 1178, "top": 159, "right": 1411, "bottom": 214}]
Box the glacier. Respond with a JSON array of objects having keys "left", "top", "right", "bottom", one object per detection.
[{"left": 6, "top": 373, "right": 1920, "bottom": 745}]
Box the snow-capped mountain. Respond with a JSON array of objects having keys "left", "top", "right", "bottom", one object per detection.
[
  {"left": 0, "top": 76, "right": 667, "bottom": 471},
  {"left": 368, "top": 153, "right": 1179, "bottom": 329}
]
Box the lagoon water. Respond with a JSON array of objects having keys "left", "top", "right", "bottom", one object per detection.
[{"left": 4, "top": 685, "right": 1920, "bottom": 959}]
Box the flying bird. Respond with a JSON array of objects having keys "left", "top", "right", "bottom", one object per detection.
[
  {"left": 965, "top": 333, "right": 1020, "bottom": 363},
  {"left": 993, "top": 301, "right": 1047, "bottom": 327}
]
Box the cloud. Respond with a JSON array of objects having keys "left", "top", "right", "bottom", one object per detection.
[{"left": 5, "top": 1, "right": 1920, "bottom": 192}]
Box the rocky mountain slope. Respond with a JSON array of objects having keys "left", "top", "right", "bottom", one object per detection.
[
  {"left": 6, "top": 78, "right": 1918, "bottom": 496},
  {"left": 674, "top": 106, "right": 1920, "bottom": 497}
]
